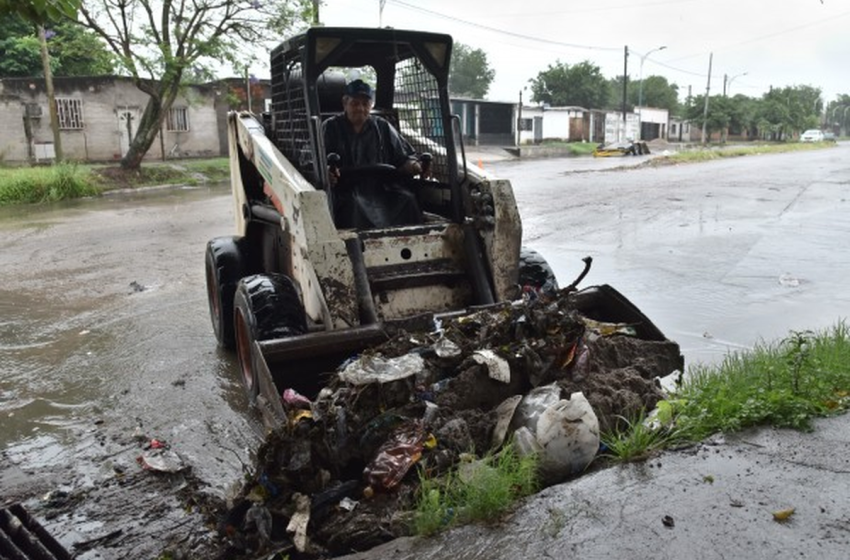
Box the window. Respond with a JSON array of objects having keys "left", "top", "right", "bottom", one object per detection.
[
  {"left": 55, "top": 98, "right": 83, "bottom": 129},
  {"left": 520, "top": 118, "right": 533, "bottom": 132},
  {"left": 167, "top": 106, "right": 190, "bottom": 131}
]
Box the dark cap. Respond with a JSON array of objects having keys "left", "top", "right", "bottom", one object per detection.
[{"left": 344, "top": 79, "right": 373, "bottom": 99}]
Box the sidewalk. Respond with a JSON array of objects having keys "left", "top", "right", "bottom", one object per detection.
[{"left": 341, "top": 413, "right": 850, "bottom": 559}]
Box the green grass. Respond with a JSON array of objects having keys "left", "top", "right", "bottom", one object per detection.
[
  {"left": 599, "top": 322, "right": 850, "bottom": 461},
  {"left": 0, "top": 163, "right": 100, "bottom": 205},
  {"left": 600, "top": 410, "right": 682, "bottom": 463},
  {"left": 0, "top": 157, "right": 230, "bottom": 205},
  {"left": 412, "top": 442, "right": 539, "bottom": 536},
  {"left": 662, "top": 141, "right": 835, "bottom": 164},
  {"left": 675, "top": 323, "right": 850, "bottom": 440}
]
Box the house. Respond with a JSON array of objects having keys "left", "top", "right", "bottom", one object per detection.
[
  {"left": 635, "top": 106, "right": 669, "bottom": 141},
  {"left": 520, "top": 105, "right": 645, "bottom": 145},
  {"left": 450, "top": 98, "right": 515, "bottom": 146},
  {"left": 668, "top": 116, "right": 697, "bottom": 142},
  {"left": 0, "top": 76, "right": 268, "bottom": 164}
]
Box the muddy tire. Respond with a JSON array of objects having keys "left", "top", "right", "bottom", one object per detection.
[
  {"left": 233, "top": 274, "right": 307, "bottom": 402},
  {"left": 518, "top": 247, "right": 559, "bottom": 290},
  {"left": 205, "top": 236, "right": 248, "bottom": 350}
]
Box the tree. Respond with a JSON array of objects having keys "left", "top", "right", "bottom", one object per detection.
[
  {"left": 529, "top": 60, "right": 609, "bottom": 109},
  {"left": 632, "top": 75, "right": 679, "bottom": 114},
  {"left": 826, "top": 94, "right": 850, "bottom": 135},
  {"left": 449, "top": 43, "right": 494, "bottom": 99},
  {"left": 78, "top": 0, "right": 315, "bottom": 170},
  {"left": 684, "top": 94, "right": 733, "bottom": 141},
  {"left": 756, "top": 85, "right": 822, "bottom": 141},
  {"left": 0, "top": 0, "right": 83, "bottom": 161},
  {"left": 0, "top": 14, "right": 115, "bottom": 77}
]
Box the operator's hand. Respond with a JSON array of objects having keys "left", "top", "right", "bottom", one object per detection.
[
  {"left": 327, "top": 165, "right": 340, "bottom": 187},
  {"left": 400, "top": 158, "right": 423, "bottom": 177}
]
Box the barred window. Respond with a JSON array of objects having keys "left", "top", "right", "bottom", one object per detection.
[
  {"left": 520, "top": 118, "right": 533, "bottom": 131},
  {"left": 56, "top": 98, "right": 83, "bottom": 129},
  {"left": 167, "top": 106, "right": 190, "bottom": 131}
]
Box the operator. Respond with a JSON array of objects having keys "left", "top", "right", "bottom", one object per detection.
[
  {"left": 322, "top": 79, "right": 426, "bottom": 229},
  {"left": 322, "top": 79, "right": 422, "bottom": 186}
]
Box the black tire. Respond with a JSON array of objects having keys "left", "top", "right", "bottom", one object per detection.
[
  {"left": 518, "top": 247, "right": 559, "bottom": 291},
  {"left": 205, "top": 236, "right": 247, "bottom": 350},
  {"left": 233, "top": 274, "right": 307, "bottom": 402}
]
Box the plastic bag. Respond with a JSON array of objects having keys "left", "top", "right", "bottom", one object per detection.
[{"left": 363, "top": 420, "right": 427, "bottom": 491}]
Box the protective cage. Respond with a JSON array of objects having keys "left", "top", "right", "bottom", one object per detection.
[{"left": 268, "top": 27, "right": 459, "bottom": 199}]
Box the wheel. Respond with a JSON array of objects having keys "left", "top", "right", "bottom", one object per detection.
[
  {"left": 205, "top": 236, "right": 247, "bottom": 350},
  {"left": 233, "top": 274, "right": 307, "bottom": 402},
  {"left": 518, "top": 247, "right": 559, "bottom": 291}
]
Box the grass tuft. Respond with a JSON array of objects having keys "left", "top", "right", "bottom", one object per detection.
[
  {"left": 601, "top": 410, "right": 682, "bottom": 463},
  {"left": 413, "top": 442, "right": 539, "bottom": 536},
  {"left": 0, "top": 163, "right": 99, "bottom": 205}
]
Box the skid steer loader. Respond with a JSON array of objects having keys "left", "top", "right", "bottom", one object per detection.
[{"left": 205, "top": 27, "right": 671, "bottom": 427}]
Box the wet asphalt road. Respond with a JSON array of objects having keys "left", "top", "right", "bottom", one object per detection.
[{"left": 1, "top": 143, "right": 848, "bottom": 557}]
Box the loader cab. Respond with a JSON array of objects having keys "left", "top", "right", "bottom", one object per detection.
[{"left": 267, "top": 27, "right": 464, "bottom": 228}]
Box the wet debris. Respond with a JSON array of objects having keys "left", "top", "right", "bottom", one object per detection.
[
  {"left": 137, "top": 439, "right": 187, "bottom": 473},
  {"left": 215, "top": 286, "right": 683, "bottom": 558}
]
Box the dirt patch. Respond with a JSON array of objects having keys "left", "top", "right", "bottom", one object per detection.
[
  {"left": 191, "top": 286, "right": 683, "bottom": 559},
  {"left": 92, "top": 165, "right": 188, "bottom": 190}
]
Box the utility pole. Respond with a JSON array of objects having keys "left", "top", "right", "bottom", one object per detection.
[
  {"left": 313, "top": 0, "right": 320, "bottom": 24},
  {"left": 38, "top": 25, "right": 62, "bottom": 162},
  {"left": 517, "top": 89, "right": 523, "bottom": 147},
  {"left": 379, "top": 0, "right": 386, "bottom": 26},
  {"left": 701, "top": 53, "right": 712, "bottom": 145},
  {"left": 622, "top": 45, "right": 629, "bottom": 142},
  {"left": 723, "top": 74, "right": 727, "bottom": 97}
]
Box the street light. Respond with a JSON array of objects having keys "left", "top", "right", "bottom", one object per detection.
[
  {"left": 638, "top": 45, "right": 666, "bottom": 140},
  {"left": 725, "top": 72, "right": 748, "bottom": 96},
  {"left": 843, "top": 106, "right": 850, "bottom": 137}
]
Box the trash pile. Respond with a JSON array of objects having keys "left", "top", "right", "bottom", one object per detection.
[{"left": 215, "top": 286, "right": 683, "bottom": 558}]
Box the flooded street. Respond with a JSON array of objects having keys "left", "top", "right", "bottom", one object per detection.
[
  {"left": 494, "top": 145, "right": 850, "bottom": 365},
  {"left": 1, "top": 143, "right": 849, "bottom": 557}
]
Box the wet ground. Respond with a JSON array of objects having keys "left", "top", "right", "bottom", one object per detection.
[{"left": 1, "top": 143, "right": 848, "bottom": 558}]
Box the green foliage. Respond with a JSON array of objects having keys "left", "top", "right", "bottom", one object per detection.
[
  {"left": 0, "top": 0, "right": 80, "bottom": 23},
  {"left": 413, "top": 443, "right": 539, "bottom": 536},
  {"left": 685, "top": 85, "right": 823, "bottom": 142},
  {"left": 607, "top": 75, "right": 680, "bottom": 113},
  {"left": 0, "top": 163, "right": 99, "bottom": 204},
  {"left": 601, "top": 410, "right": 682, "bottom": 463},
  {"left": 449, "top": 43, "right": 495, "bottom": 99},
  {"left": 529, "top": 60, "right": 609, "bottom": 109},
  {"left": 674, "top": 322, "right": 850, "bottom": 440},
  {"left": 0, "top": 13, "right": 115, "bottom": 77}
]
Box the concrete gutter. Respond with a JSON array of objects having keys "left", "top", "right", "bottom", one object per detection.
[{"left": 341, "top": 413, "right": 850, "bottom": 559}]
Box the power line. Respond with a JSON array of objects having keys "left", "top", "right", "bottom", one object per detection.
[{"left": 389, "top": 0, "right": 620, "bottom": 52}]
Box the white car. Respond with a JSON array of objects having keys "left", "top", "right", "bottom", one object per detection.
[{"left": 800, "top": 129, "right": 825, "bottom": 142}]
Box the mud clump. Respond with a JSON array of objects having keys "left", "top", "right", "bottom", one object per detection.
[{"left": 212, "top": 286, "right": 683, "bottom": 559}]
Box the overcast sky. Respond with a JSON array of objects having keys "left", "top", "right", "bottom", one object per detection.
[{"left": 313, "top": 0, "right": 849, "bottom": 108}]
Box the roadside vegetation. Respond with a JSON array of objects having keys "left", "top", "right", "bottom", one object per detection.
[
  {"left": 0, "top": 158, "right": 230, "bottom": 206},
  {"left": 603, "top": 321, "right": 850, "bottom": 462},
  {"left": 657, "top": 140, "right": 837, "bottom": 165},
  {"left": 412, "top": 441, "right": 539, "bottom": 536}
]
